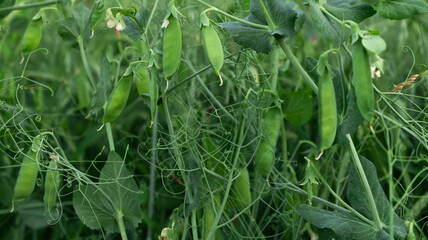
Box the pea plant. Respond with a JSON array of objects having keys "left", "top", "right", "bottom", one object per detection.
[{"left": 0, "top": 0, "right": 427, "bottom": 239}]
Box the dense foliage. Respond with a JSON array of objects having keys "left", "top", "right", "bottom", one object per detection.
[{"left": 0, "top": 0, "right": 427, "bottom": 239}]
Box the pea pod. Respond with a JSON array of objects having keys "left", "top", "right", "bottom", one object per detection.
[
  {"left": 162, "top": 15, "right": 182, "bottom": 80},
  {"left": 254, "top": 107, "right": 282, "bottom": 176},
  {"left": 134, "top": 63, "right": 150, "bottom": 96},
  {"left": 201, "top": 24, "right": 224, "bottom": 84},
  {"left": 21, "top": 16, "right": 43, "bottom": 57},
  {"left": 103, "top": 73, "right": 133, "bottom": 124},
  {"left": 44, "top": 160, "right": 61, "bottom": 212},
  {"left": 203, "top": 195, "right": 221, "bottom": 240},
  {"left": 231, "top": 167, "right": 251, "bottom": 211},
  {"left": 352, "top": 40, "right": 374, "bottom": 123},
  {"left": 319, "top": 67, "right": 337, "bottom": 151},
  {"left": 12, "top": 137, "right": 42, "bottom": 206}
]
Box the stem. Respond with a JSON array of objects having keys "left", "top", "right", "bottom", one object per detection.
[
  {"left": 206, "top": 111, "right": 247, "bottom": 240},
  {"left": 146, "top": 111, "right": 158, "bottom": 240},
  {"left": 198, "top": 1, "right": 268, "bottom": 30},
  {"left": 105, "top": 123, "right": 115, "bottom": 152},
  {"left": 318, "top": 4, "right": 351, "bottom": 30},
  {"left": 258, "top": 0, "right": 276, "bottom": 30},
  {"left": 346, "top": 134, "right": 383, "bottom": 229},
  {"left": 0, "top": 1, "right": 58, "bottom": 12},
  {"left": 77, "top": 36, "right": 96, "bottom": 90},
  {"left": 309, "top": 160, "right": 376, "bottom": 227},
  {"left": 275, "top": 37, "right": 319, "bottom": 95},
  {"left": 116, "top": 210, "right": 128, "bottom": 240}
]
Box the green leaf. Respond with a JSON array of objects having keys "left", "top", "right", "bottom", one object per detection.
[
  {"left": 310, "top": 2, "right": 341, "bottom": 40},
  {"left": 323, "top": 3, "right": 376, "bottom": 23},
  {"left": 218, "top": 0, "right": 302, "bottom": 53},
  {"left": 347, "top": 155, "right": 406, "bottom": 238},
  {"left": 361, "top": 34, "right": 387, "bottom": 54},
  {"left": 281, "top": 90, "right": 313, "bottom": 126},
  {"left": 374, "top": 0, "right": 428, "bottom": 20},
  {"left": 250, "top": 0, "right": 298, "bottom": 38},
  {"left": 298, "top": 205, "right": 391, "bottom": 240},
  {"left": 218, "top": 15, "right": 272, "bottom": 53},
  {"left": 57, "top": 18, "right": 80, "bottom": 45},
  {"left": 0, "top": 0, "right": 16, "bottom": 19},
  {"left": 73, "top": 151, "right": 142, "bottom": 233},
  {"left": 123, "top": 7, "right": 149, "bottom": 41},
  {"left": 90, "top": 54, "right": 112, "bottom": 122},
  {"left": 336, "top": 85, "right": 364, "bottom": 145}
]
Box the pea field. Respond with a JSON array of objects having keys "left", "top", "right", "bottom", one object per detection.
[{"left": 1, "top": 0, "right": 428, "bottom": 239}]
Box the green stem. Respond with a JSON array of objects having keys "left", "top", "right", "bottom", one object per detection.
[
  {"left": 206, "top": 111, "right": 247, "bottom": 240},
  {"left": 0, "top": 1, "right": 58, "bottom": 12},
  {"left": 105, "top": 123, "right": 115, "bottom": 152},
  {"left": 198, "top": 1, "right": 268, "bottom": 30},
  {"left": 346, "top": 134, "right": 383, "bottom": 229},
  {"left": 309, "top": 160, "right": 376, "bottom": 227},
  {"left": 318, "top": 4, "right": 351, "bottom": 30},
  {"left": 77, "top": 36, "right": 96, "bottom": 90},
  {"left": 275, "top": 37, "right": 319, "bottom": 95},
  {"left": 116, "top": 210, "right": 128, "bottom": 240},
  {"left": 258, "top": 0, "right": 276, "bottom": 31}
]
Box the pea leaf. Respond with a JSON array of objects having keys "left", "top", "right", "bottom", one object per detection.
[
  {"left": 73, "top": 151, "right": 142, "bottom": 233},
  {"left": 123, "top": 7, "right": 149, "bottom": 41},
  {"left": 347, "top": 155, "right": 406, "bottom": 238},
  {"left": 218, "top": 15, "right": 272, "bottom": 53},
  {"left": 336, "top": 84, "right": 364, "bottom": 145},
  {"left": 298, "top": 205, "right": 391, "bottom": 240},
  {"left": 323, "top": 3, "right": 376, "bottom": 23},
  {"left": 281, "top": 90, "right": 313, "bottom": 126},
  {"left": 373, "top": 0, "right": 428, "bottom": 20},
  {"left": 250, "top": 0, "right": 298, "bottom": 38},
  {"left": 298, "top": 155, "right": 406, "bottom": 239},
  {"left": 309, "top": 2, "right": 341, "bottom": 40},
  {"left": 218, "top": 0, "right": 302, "bottom": 53},
  {"left": 361, "top": 34, "right": 387, "bottom": 54}
]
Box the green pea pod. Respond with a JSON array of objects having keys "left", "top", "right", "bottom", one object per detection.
[
  {"left": 21, "top": 17, "right": 43, "bottom": 57},
  {"left": 12, "top": 149, "right": 40, "bottom": 205},
  {"left": 319, "top": 67, "right": 337, "bottom": 152},
  {"left": 103, "top": 73, "right": 133, "bottom": 123},
  {"left": 231, "top": 167, "right": 251, "bottom": 211},
  {"left": 150, "top": 67, "right": 159, "bottom": 126},
  {"left": 352, "top": 40, "right": 374, "bottom": 123},
  {"left": 163, "top": 15, "right": 182, "bottom": 80},
  {"left": 134, "top": 63, "right": 150, "bottom": 96},
  {"left": 202, "top": 24, "right": 224, "bottom": 82},
  {"left": 254, "top": 107, "right": 282, "bottom": 176},
  {"left": 44, "top": 160, "right": 61, "bottom": 212}
]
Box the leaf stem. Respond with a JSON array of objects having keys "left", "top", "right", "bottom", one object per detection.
[
  {"left": 346, "top": 134, "right": 383, "bottom": 229},
  {"left": 275, "top": 37, "right": 319, "bottom": 95},
  {"left": 105, "top": 123, "right": 115, "bottom": 152},
  {"left": 0, "top": 1, "right": 58, "bottom": 12},
  {"left": 258, "top": 0, "right": 276, "bottom": 31},
  {"left": 309, "top": 160, "right": 376, "bottom": 227},
  {"left": 116, "top": 210, "right": 128, "bottom": 240},
  {"left": 198, "top": 0, "right": 269, "bottom": 30}
]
